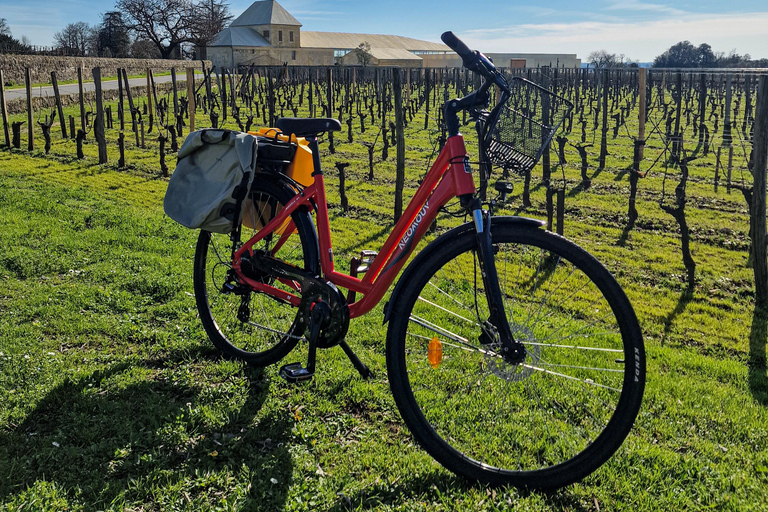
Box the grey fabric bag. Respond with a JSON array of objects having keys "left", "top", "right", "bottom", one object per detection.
[{"left": 163, "top": 129, "right": 258, "bottom": 233}]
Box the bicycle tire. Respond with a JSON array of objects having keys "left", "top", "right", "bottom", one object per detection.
[
  {"left": 386, "top": 219, "right": 645, "bottom": 489},
  {"left": 193, "top": 177, "right": 319, "bottom": 366}
]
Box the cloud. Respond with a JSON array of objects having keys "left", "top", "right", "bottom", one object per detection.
[
  {"left": 461, "top": 12, "right": 768, "bottom": 61},
  {"left": 604, "top": 0, "right": 686, "bottom": 16}
]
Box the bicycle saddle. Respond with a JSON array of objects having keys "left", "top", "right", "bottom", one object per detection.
[{"left": 276, "top": 117, "right": 342, "bottom": 138}]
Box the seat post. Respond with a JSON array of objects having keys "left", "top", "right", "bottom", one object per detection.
[{"left": 308, "top": 137, "right": 323, "bottom": 176}]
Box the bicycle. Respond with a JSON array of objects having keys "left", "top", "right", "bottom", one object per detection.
[{"left": 192, "top": 32, "right": 646, "bottom": 489}]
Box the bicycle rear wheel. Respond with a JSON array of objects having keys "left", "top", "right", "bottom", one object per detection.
[
  {"left": 386, "top": 220, "right": 645, "bottom": 489},
  {"left": 194, "top": 178, "right": 318, "bottom": 366}
]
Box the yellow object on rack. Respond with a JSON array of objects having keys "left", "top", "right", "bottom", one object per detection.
[{"left": 249, "top": 127, "right": 314, "bottom": 187}]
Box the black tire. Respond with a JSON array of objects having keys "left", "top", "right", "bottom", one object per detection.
[
  {"left": 193, "top": 177, "right": 319, "bottom": 366},
  {"left": 386, "top": 219, "right": 645, "bottom": 489}
]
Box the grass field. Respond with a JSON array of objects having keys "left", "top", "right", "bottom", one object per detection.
[{"left": 0, "top": 75, "right": 767, "bottom": 511}]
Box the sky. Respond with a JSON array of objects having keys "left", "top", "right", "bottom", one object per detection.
[{"left": 1, "top": 0, "right": 767, "bottom": 62}]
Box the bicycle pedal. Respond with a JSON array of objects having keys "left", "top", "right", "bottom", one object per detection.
[
  {"left": 279, "top": 363, "right": 314, "bottom": 383},
  {"left": 355, "top": 250, "right": 378, "bottom": 273}
]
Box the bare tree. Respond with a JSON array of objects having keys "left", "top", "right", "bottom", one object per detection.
[
  {"left": 190, "top": 0, "right": 232, "bottom": 59},
  {"left": 355, "top": 41, "right": 372, "bottom": 67},
  {"left": 0, "top": 18, "right": 10, "bottom": 37},
  {"left": 116, "top": 0, "right": 194, "bottom": 59},
  {"left": 587, "top": 49, "right": 636, "bottom": 68},
  {"left": 132, "top": 38, "right": 162, "bottom": 58},
  {"left": 53, "top": 22, "right": 91, "bottom": 55}
]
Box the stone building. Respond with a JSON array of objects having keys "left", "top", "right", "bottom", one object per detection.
[{"left": 207, "top": 0, "right": 580, "bottom": 69}]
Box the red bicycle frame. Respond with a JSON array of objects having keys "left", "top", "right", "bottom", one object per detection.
[{"left": 232, "top": 134, "right": 475, "bottom": 319}]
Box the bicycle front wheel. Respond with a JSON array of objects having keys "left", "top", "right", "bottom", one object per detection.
[
  {"left": 194, "top": 178, "right": 318, "bottom": 366},
  {"left": 386, "top": 220, "right": 645, "bottom": 489}
]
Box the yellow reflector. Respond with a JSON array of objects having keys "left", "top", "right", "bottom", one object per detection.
[{"left": 428, "top": 336, "right": 443, "bottom": 368}]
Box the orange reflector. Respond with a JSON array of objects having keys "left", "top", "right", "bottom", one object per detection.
[{"left": 428, "top": 336, "right": 443, "bottom": 368}]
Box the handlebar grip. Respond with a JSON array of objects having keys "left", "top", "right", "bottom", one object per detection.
[{"left": 441, "top": 31, "right": 473, "bottom": 59}]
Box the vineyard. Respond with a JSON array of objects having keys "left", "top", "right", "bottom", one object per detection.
[
  {"left": 1, "top": 63, "right": 768, "bottom": 510},
  {"left": 2, "top": 64, "right": 767, "bottom": 306}
]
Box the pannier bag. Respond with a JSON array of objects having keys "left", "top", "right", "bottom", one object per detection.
[{"left": 163, "top": 129, "right": 258, "bottom": 234}]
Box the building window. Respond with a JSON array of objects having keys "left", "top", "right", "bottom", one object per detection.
[
  {"left": 263, "top": 30, "right": 269, "bottom": 39},
  {"left": 279, "top": 31, "right": 283, "bottom": 42},
  {"left": 334, "top": 49, "right": 351, "bottom": 58},
  {"left": 290, "top": 31, "right": 294, "bottom": 42},
  {"left": 291, "top": 51, "right": 296, "bottom": 60}
]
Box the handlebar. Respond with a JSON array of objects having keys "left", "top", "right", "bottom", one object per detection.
[
  {"left": 441, "top": 31, "right": 474, "bottom": 63},
  {"left": 440, "top": 31, "right": 509, "bottom": 93},
  {"left": 441, "top": 31, "right": 510, "bottom": 137}
]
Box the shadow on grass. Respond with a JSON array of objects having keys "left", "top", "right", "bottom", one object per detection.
[
  {"left": 339, "top": 224, "right": 392, "bottom": 255},
  {"left": 749, "top": 305, "right": 768, "bottom": 406},
  {"left": 566, "top": 180, "right": 591, "bottom": 199},
  {"left": 616, "top": 221, "right": 634, "bottom": 247},
  {"left": 321, "top": 469, "right": 593, "bottom": 511},
  {"left": 660, "top": 288, "right": 694, "bottom": 346},
  {"left": 0, "top": 358, "right": 292, "bottom": 509}
]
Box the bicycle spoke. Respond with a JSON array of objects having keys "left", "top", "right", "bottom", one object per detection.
[{"left": 390, "top": 224, "right": 643, "bottom": 485}]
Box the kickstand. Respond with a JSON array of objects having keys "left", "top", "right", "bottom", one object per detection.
[
  {"left": 279, "top": 301, "right": 330, "bottom": 383},
  {"left": 339, "top": 340, "right": 373, "bottom": 379}
]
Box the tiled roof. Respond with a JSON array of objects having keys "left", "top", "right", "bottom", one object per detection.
[
  {"left": 367, "top": 48, "right": 423, "bottom": 61},
  {"left": 231, "top": 0, "right": 302, "bottom": 27},
  {"left": 209, "top": 27, "right": 271, "bottom": 47},
  {"left": 301, "top": 31, "right": 447, "bottom": 52}
]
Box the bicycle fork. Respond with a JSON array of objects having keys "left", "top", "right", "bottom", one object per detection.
[{"left": 470, "top": 199, "right": 526, "bottom": 364}]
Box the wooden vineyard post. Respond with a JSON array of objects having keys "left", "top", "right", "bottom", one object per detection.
[
  {"left": 727, "top": 146, "right": 734, "bottom": 193},
  {"left": 624, "top": 68, "right": 648, "bottom": 233},
  {"left": 672, "top": 73, "right": 683, "bottom": 158},
  {"left": 25, "top": 67, "right": 33, "bottom": 151},
  {"left": 393, "top": 68, "right": 405, "bottom": 223},
  {"left": 326, "top": 67, "right": 334, "bottom": 153},
  {"left": 724, "top": 74, "right": 733, "bottom": 145},
  {"left": 0, "top": 70, "right": 9, "bottom": 147},
  {"left": 78, "top": 66, "right": 86, "bottom": 136},
  {"left": 118, "top": 132, "right": 125, "bottom": 168},
  {"left": 171, "top": 68, "right": 180, "bottom": 135},
  {"left": 714, "top": 147, "right": 722, "bottom": 192},
  {"left": 267, "top": 68, "right": 276, "bottom": 127},
  {"left": 51, "top": 71, "right": 67, "bottom": 139},
  {"left": 638, "top": 68, "right": 647, "bottom": 159},
  {"left": 541, "top": 68, "right": 551, "bottom": 187},
  {"left": 424, "top": 69, "right": 431, "bottom": 130},
  {"left": 308, "top": 69, "right": 314, "bottom": 118},
  {"left": 146, "top": 67, "right": 153, "bottom": 133},
  {"left": 122, "top": 68, "right": 137, "bottom": 135},
  {"left": 186, "top": 67, "right": 195, "bottom": 132},
  {"left": 219, "top": 69, "right": 227, "bottom": 122},
  {"left": 751, "top": 75, "right": 768, "bottom": 307},
  {"left": 599, "top": 69, "right": 608, "bottom": 170},
  {"left": 556, "top": 189, "right": 565, "bottom": 236},
  {"left": 117, "top": 68, "right": 124, "bottom": 131},
  {"left": 546, "top": 188, "right": 555, "bottom": 231},
  {"left": 92, "top": 67, "right": 108, "bottom": 164},
  {"left": 335, "top": 162, "right": 350, "bottom": 212}
]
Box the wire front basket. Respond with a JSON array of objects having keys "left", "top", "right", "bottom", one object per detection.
[{"left": 484, "top": 76, "right": 573, "bottom": 175}]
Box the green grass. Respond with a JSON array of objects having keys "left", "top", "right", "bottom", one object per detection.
[{"left": 1, "top": 76, "right": 767, "bottom": 510}]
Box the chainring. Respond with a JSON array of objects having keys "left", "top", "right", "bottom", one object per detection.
[{"left": 297, "top": 279, "right": 350, "bottom": 348}]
